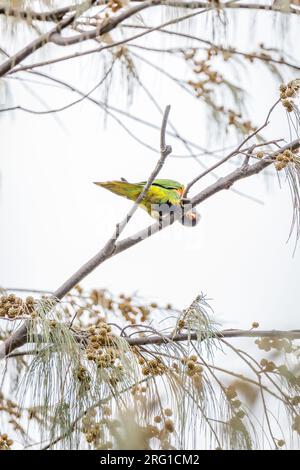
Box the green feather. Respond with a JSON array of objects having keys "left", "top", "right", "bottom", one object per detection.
[
  {"left": 94, "top": 179, "right": 184, "bottom": 217},
  {"left": 138, "top": 179, "right": 184, "bottom": 191}
]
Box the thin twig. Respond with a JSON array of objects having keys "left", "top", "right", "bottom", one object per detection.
[{"left": 183, "top": 99, "right": 281, "bottom": 197}]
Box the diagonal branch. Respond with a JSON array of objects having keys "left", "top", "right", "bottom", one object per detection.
[
  {"left": 50, "top": 1, "right": 155, "bottom": 46},
  {"left": 0, "top": 0, "right": 98, "bottom": 78}
]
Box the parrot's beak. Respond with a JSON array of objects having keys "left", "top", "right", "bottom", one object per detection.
[{"left": 93, "top": 182, "right": 101, "bottom": 186}]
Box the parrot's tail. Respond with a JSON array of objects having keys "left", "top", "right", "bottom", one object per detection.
[{"left": 94, "top": 181, "right": 142, "bottom": 202}]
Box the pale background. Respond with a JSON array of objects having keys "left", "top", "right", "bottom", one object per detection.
[{"left": 1, "top": 4, "right": 299, "bottom": 338}]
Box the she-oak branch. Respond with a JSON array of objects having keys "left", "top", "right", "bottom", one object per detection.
[{"left": 4, "top": 329, "right": 300, "bottom": 358}]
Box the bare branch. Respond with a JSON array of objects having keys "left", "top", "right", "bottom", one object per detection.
[
  {"left": 0, "top": 1, "right": 98, "bottom": 78},
  {"left": 50, "top": 1, "right": 154, "bottom": 46},
  {"left": 183, "top": 99, "right": 281, "bottom": 197},
  {"left": 126, "top": 328, "right": 300, "bottom": 346}
]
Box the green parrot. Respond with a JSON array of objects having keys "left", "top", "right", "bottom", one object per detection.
[{"left": 94, "top": 178, "right": 200, "bottom": 226}]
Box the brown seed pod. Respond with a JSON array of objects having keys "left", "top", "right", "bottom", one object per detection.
[
  {"left": 281, "top": 99, "right": 294, "bottom": 112},
  {"left": 256, "top": 151, "right": 264, "bottom": 159},
  {"left": 279, "top": 84, "right": 287, "bottom": 93},
  {"left": 225, "top": 385, "right": 237, "bottom": 400},
  {"left": 275, "top": 161, "right": 286, "bottom": 171},
  {"left": 187, "top": 360, "right": 196, "bottom": 370},
  {"left": 285, "top": 87, "right": 296, "bottom": 98},
  {"left": 164, "top": 419, "right": 175, "bottom": 433}
]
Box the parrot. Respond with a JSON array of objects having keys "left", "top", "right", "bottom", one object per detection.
[{"left": 93, "top": 178, "right": 200, "bottom": 226}]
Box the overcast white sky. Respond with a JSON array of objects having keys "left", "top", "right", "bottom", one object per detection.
[{"left": 1, "top": 4, "right": 300, "bottom": 337}]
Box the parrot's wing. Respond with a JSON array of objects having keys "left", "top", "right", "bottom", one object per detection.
[
  {"left": 94, "top": 181, "right": 181, "bottom": 204},
  {"left": 145, "top": 186, "right": 182, "bottom": 206},
  {"left": 139, "top": 187, "right": 181, "bottom": 221},
  {"left": 94, "top": 181, "right": 182, "bottom": 216}
]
